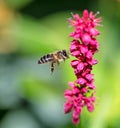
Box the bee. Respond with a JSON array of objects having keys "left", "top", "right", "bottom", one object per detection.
[{"left": 38, "top": 50, "right": 69, "bottom": 73}]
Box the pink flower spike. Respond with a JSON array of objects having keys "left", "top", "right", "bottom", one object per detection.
[{"left": 64, "top": 9, "right": 102, "bottom": 124}]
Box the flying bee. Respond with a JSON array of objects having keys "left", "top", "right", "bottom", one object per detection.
[{"left": 38, "top": 50, "right": 69, "bottom": 73}]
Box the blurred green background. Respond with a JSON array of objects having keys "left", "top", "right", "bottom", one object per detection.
[{"left": 0, "top": 0, "right": 120, "bottom": 128}]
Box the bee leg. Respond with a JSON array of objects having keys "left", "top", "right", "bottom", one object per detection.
[
  {"left": 51, "top": 62, "right": 54, "bottom": 73},
  {"left": 56, "top": 60, "right": 60, "bottom": 65}
]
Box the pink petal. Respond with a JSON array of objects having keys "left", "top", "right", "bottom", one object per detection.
[
  {"left": 89, "top": 28, "right": 100, "bottom": 36},
  {"left": 83, "top": 10, "right": 89, "bottom": 19},
  {"left": 80, "top": 45, "right": 88, "bottom": 55},
  {"left": 72, "top": 117, "right": 80, "bottom": 124},
  {"left": 77, "top": 78, "right": 86, "bottom": 85},
  {"left": 82, "top": 33, "right": 91, "bottom": 45},
  {"left": 68, "top": 82, "right": 75, "bottom": 88},
  {"left": 77, "top": 62, "right": 84, "bottom": 71},
  {"left": 85, "top": 74, "right": 94, "bottom": 81},
  {"left": 64, "top": 89, "right": 73, "bottom": 96},
  {"left": 71, "top": 60, "right": 79, "bottom": 68},
  {"left": 64, "top": 102, "right": 73, "bottom": 113},
  {"left": 86, "top": 50, "right": 93, "bottom": 59},
  {"left": 71, "top": 50, "right": 80, "bottom": 56},
  {"left": 87, "top": 103, "right": 94, "bottom": 112}
]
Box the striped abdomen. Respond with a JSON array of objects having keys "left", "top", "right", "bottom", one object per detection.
[{"left": 38, "top": 54, "right": 53, "bottom": 64}]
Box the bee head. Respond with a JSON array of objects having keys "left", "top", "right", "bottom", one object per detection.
[{"left": 62, "top": 50, "right": 69, "bottom": 58}]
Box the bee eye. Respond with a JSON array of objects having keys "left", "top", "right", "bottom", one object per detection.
[{"left": 63, "top": 51, "right": 67, "bottom": 56}]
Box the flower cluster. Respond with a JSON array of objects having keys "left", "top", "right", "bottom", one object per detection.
[{"left": 64, "top": 10, "right": 102, "bottom": 124}]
